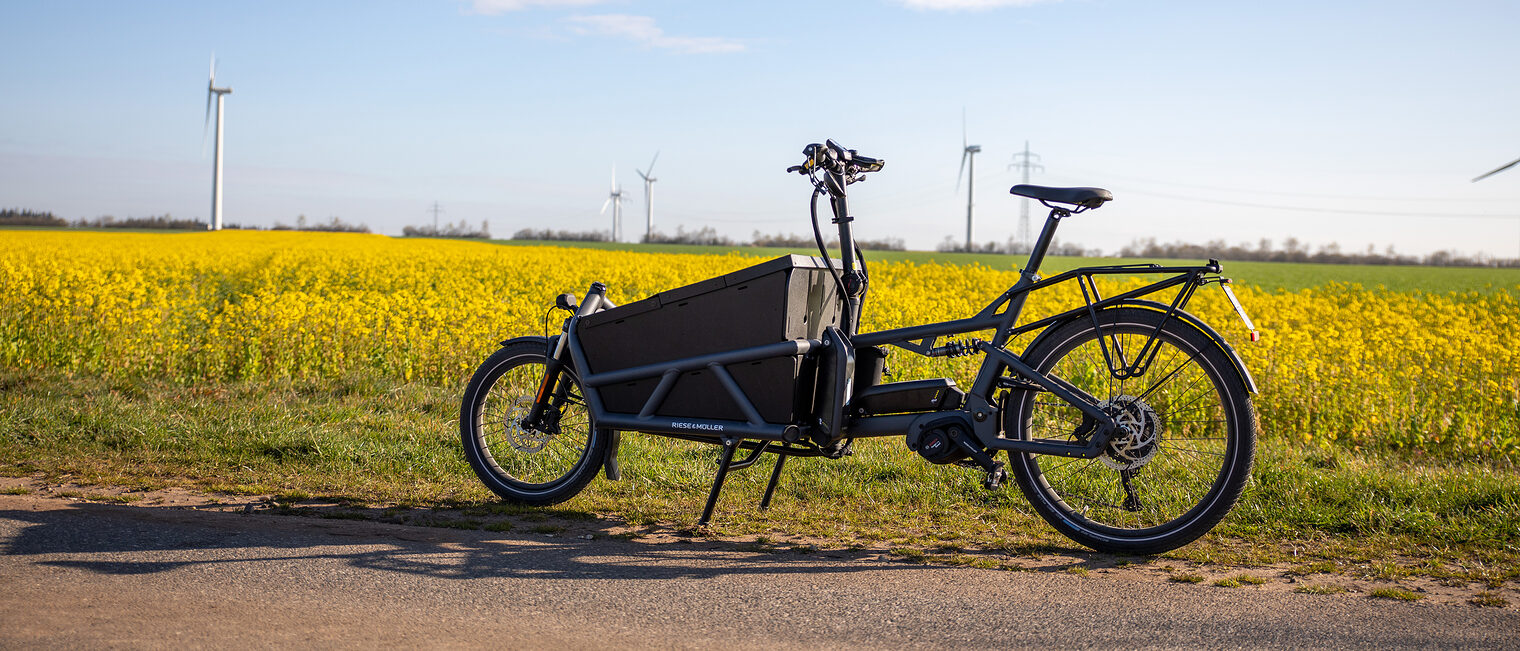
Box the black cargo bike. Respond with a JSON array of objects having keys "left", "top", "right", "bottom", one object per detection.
[{"left": 461, "top": 140, "right": 1260, "bottom": 554}]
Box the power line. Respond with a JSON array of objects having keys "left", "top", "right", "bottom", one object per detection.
[
  {"left": 1112, "top": 188, "right": 1520, "bottom": 219},
  {"left": 429, "top": 201, "right": 444, "bottom": 231},
  {"left": 1057, "top": 168, "right": 1519, "bottom": 203}
]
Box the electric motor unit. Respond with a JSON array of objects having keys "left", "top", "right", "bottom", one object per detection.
[{"left": 904, "top": 414, "right": 976, "bottom": 465}]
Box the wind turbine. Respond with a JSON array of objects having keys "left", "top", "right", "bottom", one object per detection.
[
  {"left": 1473, "top": 156, "right": 1520, "bottom": 182},
  {"left": 600, "top": 167, "right": 627, "bottom": 242},
  {"left": 203, "top": 55, "right": 232, "bottom": 231},
  {"left": 635, "top": 151, "right": 659, "bottom": 241},
  {"left": 956, "top": 110, "right": 982, "bottom": 252}
]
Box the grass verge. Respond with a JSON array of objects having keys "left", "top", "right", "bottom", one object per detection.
[{"left": 1, "top": 368, "right": 1517, "bottom": 587}]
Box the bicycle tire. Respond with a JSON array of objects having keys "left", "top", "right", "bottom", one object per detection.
[
  {"left": 460, "top": 338, "right": 608, "bottom": 505},
  {"left": 1004, "top": 307, "right": 1256, "bottom": 554}
]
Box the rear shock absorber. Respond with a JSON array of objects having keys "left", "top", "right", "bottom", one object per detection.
[{"left": 927, "top": 338, "right": 982, "bottom": 358}]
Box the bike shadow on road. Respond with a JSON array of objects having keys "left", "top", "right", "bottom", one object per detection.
[{"left": 0, "top": 499, "right": 1119, "bottom": 583}]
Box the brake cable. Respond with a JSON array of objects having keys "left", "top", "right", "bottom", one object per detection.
[{"left": 809, "top": 185, "right": 850, "bottom": 307}]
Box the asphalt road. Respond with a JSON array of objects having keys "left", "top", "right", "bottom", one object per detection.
[{"left": 1, "top": 495, "right": 1514, "bottom": 649}]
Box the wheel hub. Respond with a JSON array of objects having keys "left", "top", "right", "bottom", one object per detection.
[
  {"left": 1099, "top": 395, "right": 1161, "bottom": 471},
  {"left": 504, "top": 396, "right": 554, "bottom": 453}
]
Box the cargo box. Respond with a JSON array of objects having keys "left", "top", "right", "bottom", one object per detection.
[{"left": 578, "top": 255, "right": 844, "bottom": 424}]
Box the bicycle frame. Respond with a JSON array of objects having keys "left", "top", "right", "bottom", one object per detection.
[{"left": 555, "top": 218, "right": 1222, "bottom": 447}]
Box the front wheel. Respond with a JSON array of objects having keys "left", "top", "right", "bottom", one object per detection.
[
  {"left": 1004, "top": 307, "right": 1257, "bottom": 554},
  {"left": 460, "top": 338, "right": 608, "bottom": 505}
]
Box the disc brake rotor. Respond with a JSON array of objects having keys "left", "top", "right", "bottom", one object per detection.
[
  {"left": 1099, "top": 395, "right": 1161, "bottom": 471},
  {"left": 503, "top": 396, "right": 553, "bottom": 453}
]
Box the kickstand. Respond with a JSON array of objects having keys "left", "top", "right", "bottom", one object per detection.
[
  {"left": 698, "top": 437, "right": 740, "bottom": 526},
  {"left": 759, "top": 444, "right": 789, "bottom": 510}
]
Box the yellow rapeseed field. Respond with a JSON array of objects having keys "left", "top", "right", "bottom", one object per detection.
[{"left": 2, "top": 230, "right": 1516, "bottom": 457}]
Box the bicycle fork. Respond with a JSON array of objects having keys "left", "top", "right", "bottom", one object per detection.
[{"left": 521, "top": 282, "right": 608, "bottom": 432}]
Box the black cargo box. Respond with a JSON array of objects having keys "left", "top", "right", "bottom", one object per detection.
[{"left": 578, "top": 255, "right": 843, "bottom": 424}]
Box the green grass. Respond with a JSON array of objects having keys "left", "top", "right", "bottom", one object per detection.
[
  {"left": 1470, "top": 591, "right": 1508, "bottom": 607},
  {"left": 1169, "top": 573, "right": 1205, "bottom": 584},
  {"left": 491, "top": 240, "right": 1520, "bottom": 294},
  {"left": 1, "top": 368, "right": 1517, "bottom": 582}
]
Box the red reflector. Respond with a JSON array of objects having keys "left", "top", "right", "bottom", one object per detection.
[{"left": 1249, "top": 331, "right": 1260, "bottom": 342}]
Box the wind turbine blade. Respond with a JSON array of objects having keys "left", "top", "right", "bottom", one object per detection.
[
  {"left": 636, "top": 169, "right": 648, "bottom": 181},
  {"left": 1472, "top": 156, "right": 1520, "bottom": 182},
  {"left": 956, "top": 150, "right": 968, "bottom": 191},
  {"left": 647, "top": 150, "right": 659, "bottom": 175},
  {"left": 202, "top": 90, "right": 212, "bottom": 156},
  {"left": 601, "top": 198, "right": 612, "bottom": 214}
]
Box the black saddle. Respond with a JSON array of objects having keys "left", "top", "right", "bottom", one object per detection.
[{"left": 1010, "top": 185, "right": 1113, "bottom": 210}]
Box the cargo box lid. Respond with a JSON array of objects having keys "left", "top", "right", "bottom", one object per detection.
[{"left": 581, "top": 255, "right": 835, "bottom": 326}]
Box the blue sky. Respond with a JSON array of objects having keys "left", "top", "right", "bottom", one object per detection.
[{"left": 2, "top": 0, "right": 1518, "bottom": 258}]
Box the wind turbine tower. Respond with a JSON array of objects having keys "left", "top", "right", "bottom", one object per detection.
[
  {"left": 636, "top": 151, "right": 659, "bottom": 241},
  {"left": 203, "top": 56, "right": 232, "bottom": 231},
  {"left": 600, "top": 167, "right": 627, "bottom": 242},
  {"left": 957, "top": 112, "right": 982, "bottom": 252},
  {"left": 1008, "top": 141, "right": 1044, "bottom": 251}
]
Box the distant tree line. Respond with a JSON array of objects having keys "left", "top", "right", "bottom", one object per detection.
[
  {"left": 751, "top": 230, "right": 906, "bottom": 251},
  {"left": 511, "top": 228, "right": 612, "bottom": 242},
  {"left": 510, "top": 226, "right": 905, "bottom": 250},
  {"left": 1119, "top": 237, "right": 1520, "bottom": 269},
  {"left": 936, "top": 235, "right": 1095, "bottom": 257},
  {"left": 2, "top": 209, "right": 208, "bottom": 230},
  {"left": 77, "top": 214, "right": 207, "bottom": 230},
  {"left": 0, "top": 208, "right": 67, "bottom": 226},
  {"left": 269, "top": 215, "right": 370, "bottom": 233},
  {"left": 403, "top": 220, "right": 491, "bottom": 239},
  {"left": 2, "top": 208, "right": 379, "bottom": 234},
  {"left": 642, "top": 226, "right": 737, "bottom": 246}
]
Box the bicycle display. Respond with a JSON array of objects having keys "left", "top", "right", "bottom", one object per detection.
[{"left": 460, "top": 140, "right": 1260, "bottom": 554}]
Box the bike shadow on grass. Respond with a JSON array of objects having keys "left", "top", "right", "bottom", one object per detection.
[{"left": 0, "top": 499, "right": 1122, "bottom": 582}]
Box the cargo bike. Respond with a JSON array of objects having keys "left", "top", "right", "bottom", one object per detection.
[{"left": 461, "top": 140, "right": 1260, "bottom": 554}]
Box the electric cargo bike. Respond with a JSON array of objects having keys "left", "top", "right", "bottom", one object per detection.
[{"left": 461, "top": 140, "right": 1260, "bottom": 554}]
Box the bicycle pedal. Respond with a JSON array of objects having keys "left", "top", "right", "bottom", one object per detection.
[{"left": 982, "top": 463, "right": 1007, "bottom": 490}]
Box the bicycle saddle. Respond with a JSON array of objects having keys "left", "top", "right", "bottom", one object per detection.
[{"left": 1010, "top": 185, "right": 1113, "bottom": 210}]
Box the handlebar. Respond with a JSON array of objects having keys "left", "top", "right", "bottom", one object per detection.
[{"left": 787, "top": 139, "right": 885, "bottom": 180}]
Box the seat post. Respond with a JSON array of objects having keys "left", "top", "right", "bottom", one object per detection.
[{"left": 1021, "top": 207, "right": 1068, "bottom": 281}]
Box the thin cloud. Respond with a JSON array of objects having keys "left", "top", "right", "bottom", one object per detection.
[
  {"left": 567, "top": 14, "right": 744, "bottom": 54},
  {"left": 898, "top": 0, "right": 1059, "bottom": 10},
  {"left": 468, "top": 0, "right": 610, "bottom": 15}
]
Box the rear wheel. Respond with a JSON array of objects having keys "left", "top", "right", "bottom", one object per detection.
[
  {"left": 1005, "top": 307, "right": 1256, "bottom": 554},
  {"left": 460, "top": 338, "right": 607, "bottom": 505}
]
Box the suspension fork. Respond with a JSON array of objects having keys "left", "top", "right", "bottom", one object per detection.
[{"left": 522, "top": 282, "right": 608, "bottom": 430}]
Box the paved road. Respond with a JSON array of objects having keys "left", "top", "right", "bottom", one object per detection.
[{"left": 1, "top": 495, "right": 1514, "bottom": 649}]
